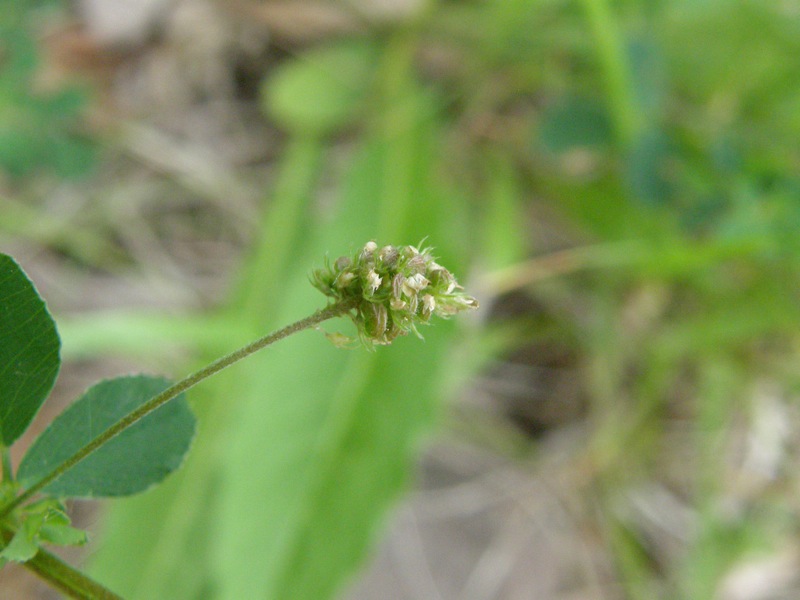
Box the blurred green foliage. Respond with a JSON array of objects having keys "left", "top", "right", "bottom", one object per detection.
[
  {"left": 0, "top": 0, "right": 94, "bottom": 179},
  {"left": 4, "top": 0, "right": 800, "bottom": 598},
  {"left": 87, "top": 28, "right": 504, "bottom": 600}
]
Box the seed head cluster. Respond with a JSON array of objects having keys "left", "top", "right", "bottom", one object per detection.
[{"left": 311, "top": 241, "right": 479, "bottom": 348}]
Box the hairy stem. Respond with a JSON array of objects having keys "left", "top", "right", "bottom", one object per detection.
[{"left": 0, "top": 300, "right": 355, "bottom": 520}]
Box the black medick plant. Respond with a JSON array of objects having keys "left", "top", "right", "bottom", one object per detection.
[{"left": 0, "top": 242, "right": 477, "bottom": 599}]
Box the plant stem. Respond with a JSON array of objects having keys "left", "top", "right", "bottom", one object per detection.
[
  {"left": 1, "top": 446, "right": 12, "bottom": 483},
  {"left": 0, "top": 300, "right": 355, "bottom": 521},
  {"left": 1, "top": 524, "right": 122, "bottom": 600}
]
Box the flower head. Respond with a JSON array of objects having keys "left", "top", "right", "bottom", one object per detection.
[{"left": 311, "top": 241, "right": 479, "bottom": 348}]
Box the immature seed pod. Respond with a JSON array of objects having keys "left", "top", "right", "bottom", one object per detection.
[
  {"left": 378, "top": 245, "right": 399, "bottom": 267},
  {"left": 335, "top": 256, "right": 352, "bottom": 271},
  {"left": 392, "top": 273, "right": 405, "bottom": 299},
  {"left": 421, "top": 294, "right": 436, "bottom": 321}
]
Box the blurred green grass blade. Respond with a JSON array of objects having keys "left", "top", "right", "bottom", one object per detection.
[
  {"left": 606, "top": 515, "right": 660, "bottom": 600},
  {"left": 237, "top": 39, "right": 379, "bottom": 322},
  {"left": 679, "top": 360, "right": 745, "bottom": 599},
  {"left": 56, "top": 312, "right": 243, "bottom": 360},
  {"left": 234, "top": 135, "right": 325, "bottom": 323},
  {"left": 88, "top": 31, "right": 481, "bottom": 600},
  {"left": 17, "top": 375, "right": 196, "bottom": 497},
  {"left": 214, "top": 274, "right": 457, "bottom": 600},
  {"left": 0, "top": 254, "right": 60, "bottom": 446},
  {"left": 87, "top": 439, "right": 221, "bottom": 599},
  {"left": 479, "top": 151, "right": 530, "bottom": 271},
  {"left": 578, "top": 0, "right": 642, "bottom": 146},
  {"left": 86, "top": 111, "right": 330, "bottom": 600},
  {"left": 217, "top": 311, "right": 450, "bottom": 599},
  {"left": 215, "top": 40, "right": 475, "bottom": 599}
]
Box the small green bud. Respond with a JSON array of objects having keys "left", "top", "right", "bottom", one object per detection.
[
  {"left": 311, "top": 241, "right": 479, "bottom": 349},
  {"left": 391, "top": 273, "right": 405, "bottom": 299}
]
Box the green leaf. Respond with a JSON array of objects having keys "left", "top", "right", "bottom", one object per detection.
[
  {"left": 0, "top": 253, "right": 60, "bottom": 445},
  {"left": 17, "top": 375, "right": 196, "bottom": 498}
]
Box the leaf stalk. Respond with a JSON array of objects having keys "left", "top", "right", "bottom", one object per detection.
[{"left": 0, "top": 300, "right": 355, "bottom": 521}]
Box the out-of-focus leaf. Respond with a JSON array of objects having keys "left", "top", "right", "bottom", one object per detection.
[
  {"left": 216, "top": 297, "right": 453, "bottom": 600},
  {"left": 539, "top": 96, "right": 613, "bottom": 153},
  {"left": 0, "top": 7, "right": 95, "bottom": 178},
  {"left": 18, "top": 375, "right": 196, "bottom": 498},
  {"left": 264, "top": 41, "right": 377, "bottom": 136},
  {"left": 628, "top": 36, "right": 667, "bottom": 118},
  {"left": 0, "top": 253, "right": 60, "bottom": 446},
  {"left": 88, "top": 35, "right": 481, "bottom": 600},
  {"left": 626, "top": 128, "right": 677, "bottom": 206}
]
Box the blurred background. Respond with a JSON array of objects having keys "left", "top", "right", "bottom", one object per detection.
[{"left": 2, "top": 0, "right": 800, "bottom": 598}]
